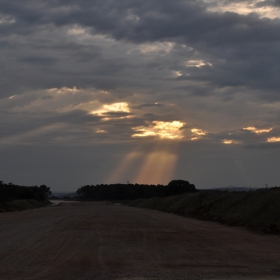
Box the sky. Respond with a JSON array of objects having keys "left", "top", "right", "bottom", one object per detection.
[{"left": 1, "top": 0, "right": 280, "bottom": 191}]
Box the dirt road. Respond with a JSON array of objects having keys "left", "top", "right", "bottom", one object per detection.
[{"left": 0, "top": 202, "right": 280, "bottom": 280}]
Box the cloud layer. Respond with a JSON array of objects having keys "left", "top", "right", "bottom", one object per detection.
[{"left": 1, "top": 0, "right": 280, "bottom": 190}]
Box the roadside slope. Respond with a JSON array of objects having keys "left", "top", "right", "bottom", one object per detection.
[
  {"left": 127, "top": 188, "right": 280, "bottom": 234},
  {"left": 0, "top": 199, "right": 50, "bottom": 213}
]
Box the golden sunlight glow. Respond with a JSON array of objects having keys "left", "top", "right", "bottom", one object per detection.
[
  {"left": 191, "top": 128, "right": 207, "bottom": 136},
  {"left": 190, "top": 128, "right": 207, "bottom": 141},
  {"left": 133, "top": 150, "right": 177, "bottom": 185},
  {"left": 243, "top": 127, "right": 273, "bottom": 134},
  {"left": 223, "top": 139, "right": 233, "bottom": 145},
  {"left": 173, "top": 71, "right": 182, "bottom": 77},
  {"left": 133, "top": 143, "right": 179, "bottom": 185},
  {"left": 103, "top": 102, "right": 130, "bottom": 113},
  {"left": 186, "top": 60, "right": 212, "bottom": 68},
  {"left": 243, "top": 126, "right": 256, "bottom": 131},
  {"left": 267, "top": 137, "right": 280, "bottom": 143},
  {"left": 133, "top": 131, "right": 157, "bottom": 137},
  {"left": 106, "top": 142, "right": 179, "bottom": 185},
  {"left": 255, "top": 128, "right": 273, "bottom": 134},
  {"left": 47, "top": 87, "right": 79, "bottom": 94},
  {"left": 204, "top": 0, "right": 280, "bottom": 19},
  {"left": 96, "top": 129, "right": 106, "bottom": 133},
  {"left": 133, "top": 142, "right": 179, "bottom": 185},
  {"left": 138, "top": 42, "right": 174, "bottom": 54},
  {"left": 107, "top": 152, "right": 141, "bottom": 183},
  {"left": 132, "top": 121, "right": 185, "bottom": 139},
  {"left": 223, "top": 140, "right": 233, "bottom": 145},
  {"left": 90, "top": 102, "right": 131, "bottom": 120},
  {"left": 222, "top": 139, "right": 240, "bottom": 145}
]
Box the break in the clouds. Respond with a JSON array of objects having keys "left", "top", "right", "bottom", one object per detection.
[{"left": 1, "top": 0, "right": 280, "bottom": 190}]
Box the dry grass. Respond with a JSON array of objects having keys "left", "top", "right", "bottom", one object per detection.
[
  {"left": 127, "top": 188, "right": 280, "bottom": 234},
  {"left": 0, "top": 199, "right": 50, "bottom": 213}
]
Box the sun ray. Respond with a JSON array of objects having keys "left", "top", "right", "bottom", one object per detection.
[
  {"left": 106, "top": 140, "right": 179, "bottom": 185},
  {"left": 133, "top": 151, "right": 177, "bottom": 185},
  {"left": 106, "top": 150, "right": 142, "bottom": 184},
  {"left": 132, "top": 141, "right": 179, "bottom": 185}
]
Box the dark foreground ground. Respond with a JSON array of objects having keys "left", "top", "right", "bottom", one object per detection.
[{"left": 0, "top": 202, "right": 280, "bottom": 280}]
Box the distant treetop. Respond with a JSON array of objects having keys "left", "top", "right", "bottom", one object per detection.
[
  {"left": 76, "top": 179, "right": 196, "bottom": 200},
  {"left": 167, "top": 180, "right": 196, "bottom": 194}
]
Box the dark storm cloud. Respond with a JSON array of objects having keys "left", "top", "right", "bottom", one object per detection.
[
  {"left": 0, "top": 95, "right": 155, "bottom": 145},
  {"left": 255, "top": 0, "right": 280, "bottom": 7},
  {"left": 1, "top": 0, "right": 280, "bottom": 189},
  {"left": 133, "top": 103, "right": 163, "bottom": 109},
  {"left": 2, "top": 0, "right": 280, "bottom": 94},
  {"left": 244, "top": 142, "right": 280, "bottom": 149},
  {"left": 0, "top": 0, "right": 279, "bottom": 100},
  {"left": 0, "top": 109, "right": 101, "bottom": 141},
  {"left": 4, "top": 0, "right": 279, "bottom": 45},
  {"left": 100, "top": 112, "right": 134, "bottom": 118},
  {"left": 207, "top": 128, "right": 269, "bottom": 144},
  {"left": 20, "top": 56, "right": 58, "bottom": 65}
]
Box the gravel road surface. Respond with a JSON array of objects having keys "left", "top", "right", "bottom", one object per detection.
[{"left": 0, "top": 202, "right": 280, "bottom": 280}]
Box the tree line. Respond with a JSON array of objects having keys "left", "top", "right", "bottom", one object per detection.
[
  {"left": 0, "top": 181, "right": 52, "bottom": 202},
  {"left": 76, "top": 180, "right": 196, "bottom": 200}
]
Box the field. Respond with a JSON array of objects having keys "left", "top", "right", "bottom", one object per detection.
[{"left": 0, "top": 201, "right": 280, "bottom": 279}]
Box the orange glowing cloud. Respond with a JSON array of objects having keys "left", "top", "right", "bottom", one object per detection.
[
  {"left": 190, "top": 128, "right": 207, "bottom": 141},
  {"left": 191, "top": 128, "right": 207, "bottom": 136},
  {"left": 243, "top": 127, "right": 273, "bottom": 134},
  {"left": 90, "top": 102, "right": 132, "bottom": 120},
  {"left": 267, "top": 137, "right": 280, "bottom": 143},
  {"left": 102, "top": 102, "right": 130, "bottom": 113},
  {"left": 91, "top": 102, "right": 130, "bottom": 115},
  {"left": 222, "top": 139, "right": 240, "bottom": 145},
  {"left": 132, "top": 121, "right": 185, "bottom": 139},
  {"left": 47, "top": 87, "right": 80, "bottom": 94},
  {"left": 223, "top": 140, "right": 233, "bottom": 144},
  {"left": 186, "top": 60, "right": 212, "bottom": 68},
  {"left": 95, "top": 129, "right": 106, "bottom": 133}
]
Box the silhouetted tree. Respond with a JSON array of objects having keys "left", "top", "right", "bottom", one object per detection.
[
  {"left": 0, "top": 181, "right": 52, "bottom": 202},
  {"left": 167, "top": 180, "right": 196, "bottom": 195},
  {"left": 76, "top": 180, "right": 196, "bottom": 201}
]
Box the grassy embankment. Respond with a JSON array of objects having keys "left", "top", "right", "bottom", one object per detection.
[
  {"left": 0, "top": 199, "right": 50, "bottom": 213},
  {"left": 127, "top": 188, "right": 280, "bottom": 234}
]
